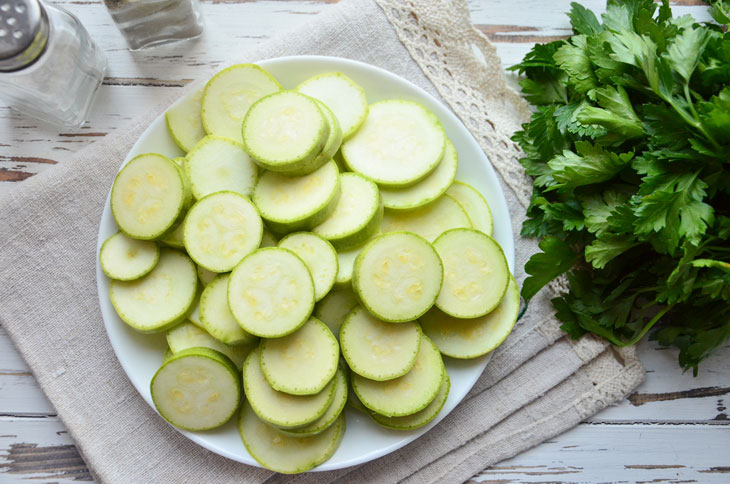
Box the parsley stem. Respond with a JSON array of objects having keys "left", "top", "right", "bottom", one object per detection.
[
  {"left": 617, "top": 303, "right": 674, "bottom": 347},
  {"left": 683, "top": 83, "right": 721, "bottom": 150}
]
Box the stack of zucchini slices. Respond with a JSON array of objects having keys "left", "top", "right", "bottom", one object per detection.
[{"left": 101, "top": 63, "right": 520, "bottom": 474}]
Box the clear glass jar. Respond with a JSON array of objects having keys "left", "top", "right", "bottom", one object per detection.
[
  {"left": 104, "top": 0, "right": 204, "bottom": 51},
  {"left": 0, "top": 0, "right": 107, "bottom": 127}
]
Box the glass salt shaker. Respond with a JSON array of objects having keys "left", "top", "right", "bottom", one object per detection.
[
  {"left": 0, "top": 0, "right": 106, "bottom": 127},
  {"left": 104, "top": 0, "right": 204, "bottom": 51}
]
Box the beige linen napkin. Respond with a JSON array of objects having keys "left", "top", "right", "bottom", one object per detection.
[{"left": 0, "top": 1, "right": 644, "bottom": 483}]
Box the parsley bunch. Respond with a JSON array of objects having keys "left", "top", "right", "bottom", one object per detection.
[{"left": 511, "top": 0, "right": 730, "bottom": 374}]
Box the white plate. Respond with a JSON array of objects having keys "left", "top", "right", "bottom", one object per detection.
[{"left": 96, "top": 55, "right": 515, "bottom": 471}]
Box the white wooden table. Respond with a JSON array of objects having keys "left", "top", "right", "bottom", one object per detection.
[{"left": 1, "top": 1, "right": 728, "bottom": 482}]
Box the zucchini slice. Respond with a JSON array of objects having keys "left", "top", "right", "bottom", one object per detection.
[
  {"left": 313, "top": 173, "right": 382, "bottom": 250},
  {"left": 280, "top": 366, "right": 348, "bottom": 437},
  {"left": 183, "top": 191, "right": 263, "bottom": 272},
  {"left": 160, "top": 222, "right": 185, "bottom": 249},
  {"left": 100, "top": 231, "right": 160, "bottom": 281},
  {"left": 165, "top": 88, "right": 206, "bottom": 153},
  {"left": 369, "top": 370, "right": 449, "bottom": 430},
  {"left": 111, "top": 153, "right": 191, "bottom": 240},
  {"left": 166, "top": 320, "right": 255, "bottom": 370},
  {"left": 184, "top": 136, "right": 258, "bottom": 200},
  {"left": 421, "top": 276, "right": 519, "bottom": 358},
  {"left": 352, "top": 335, "right": 444, "bottom": 417},
  {"left": 380, "top": 138, "right": 458, "bottom": 210},
  {"left": 259, "top": 317, "right": 339, "bottom": 395},
  {"left": 296, "top": 72, "right": 368, "bottom": 139},
  {"left": 260, "top": 228, "right": 278, "bottom": 248},
  {"left": 151, "top": 347, "right": 241, "bottom": 431},
  {"left": 196, "top": 264, "right": 218, "bottom": 286},
  {"left": 313, "top": 286, "right": 359, "bottom": 338},
  {"left": 228, "top": 248, "right": 315, "bottom": 338},
  {"left": 381, "top": 193, "right": 472, "bottom": 242},
  {"left": 340, "top": 305, "right": 421, "bottom": 381},
  {"left": 199, "top": 274, "right": 258, "bottom": 346},
  {"left": 341, "top": 100, "right": 445, "bottom": 187},
  {"left": 353, "top": 232, "right": 443, "bottom": 322},
  {"left": 279, "top": 232, "right": 338, "bottom": 301},
  {"left": 433, "top": 228, "right": 510, "bottom": 319},
  {"left": 253, "top": 160, "right": 340, "bottom": 234},
  {"left": 239, "top": 400, "right": 344, "bottom": 474},
  {"left": 243, "top": 348, "right": 336, "bottom": 428},
  {"left": 242, "top": 91, "right": 329, "bottom": 173},
  {"left": 201, "top": 64, "right": 282, "bottom": 143},
  {"left": 446, "top": 181, "right": 493, "bottom": 236},
  {"left": 110, "top": 248, "right": 198, "bottom": 333}
]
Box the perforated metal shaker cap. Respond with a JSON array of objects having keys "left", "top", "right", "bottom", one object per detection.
[{"left": 0, "top": 0, "right": 48, "bottom": 72}]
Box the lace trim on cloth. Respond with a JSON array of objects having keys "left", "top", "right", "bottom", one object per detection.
[{"left": 374, "top": 0, "right": 534, "bottom": 208}]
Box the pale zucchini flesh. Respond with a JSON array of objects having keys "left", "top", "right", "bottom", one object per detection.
[
  {"left": 160, "top": 222, "right": 185, "bottom": 249},
  {"left": 239, "top": 400, "right": 345, "bottom": 474},
  {"left": 151, "top": 347, "right": 241, "bottom": 431},
  {"left": 341, "top": 100, "right": 446, "bottom": 186},
  {"left": 243, "top": 348, "right": 336, "bottom": 428},
  {"left": 421, "top": 276, "right": 519, "bottom": 359},
  {"left": 166, "top": 320, "right": 255, "bottom": 370},
  {"left": 278, "top": 232, "right": 338, "bottom": 301},
  {"left": 296, "top": 72, "right": 368, "bottom": 139},
  {"left": 110, "top": 249, "right": 198, "bottom": 333},
  {"left": 196, "top": 264, "right": 218, "bottom": 286},
  {"left": 201, "top": 64, "right": 282, "bottom": 143},
  {"left": 352, "top": 335, "right": 444, "bottom": 417},
  {"left": 228, "top": 248, "right": 315, "bottom": 338},
  {"left": 369, "top": 370, "right": 450, "bottom": 430},
  {"left": 380, "top": 138, "right": 458, "bottom": 210},
  {"left": 260, "top": 317, "right": 339, "bottom": 395},
  {"left": 165, "top": 88, "right": 206, "bottom": 153},
  {"left": 353, "top": 232, "right": 443, "bottom": 322},
  {"left": 446, "top": 181, "right": 493, "bottom": 236},
  {"left": 313, "top": 173, "right": 382, "bottom": 250},
  {"left": 184, "top": 136, "right": 258, "bottom": 200},
  {"left": 183, "top": 191, "right": 263, "bottom": 272},
  {"left": 111, "top": 153, "right": 190, "bottom": 240},
  {"left": 313, "top": 286, "right": 359, "bottom": 338},
  {"left": 280, "top": 367, "right": 348, "bottom": 437},
  {"left": 286, "top": 99, "right": 343, "bottom": 177},
  {"left": 340, "top": 305, "right": 421, "bottom": 381},
  {"left": 381, "top": 193, "right": 472, "bottom": 242},
  {"left": 199, "top": 274, "right": 258, "bottom": 346},
  {"left": 100, "top": 231, "right": 160, "bottom": 281},
  {"left": 433, "top": 228, "right": 510, "bottom": 319}
]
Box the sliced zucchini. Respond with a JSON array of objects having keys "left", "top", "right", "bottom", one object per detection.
[
  {"left": 433, "top": 228, "right": 510, "bottom": 319},
  {"left": 162, "top": 347, "right": 174, "bottom": 363},
  {"left": 201, "top": 64, "right": 281, "bottom": 143},
  {"left": 243, "top": 348, "right": 336, "bottom": 428},
  {"left": 184, "top": 136, "right": 258, "bottom": 200},
  {"left": 370, "top": 370, "right": 449, "bottom": 430},
  {"left": 160, "top": 222, "right": 185, "bottom": 249},
  {"left": 100, "top": 231, "right": 160, "bottom": 281},
  {"left": 228, "top": 248, "right": 315, "bottom": 338},
  {"left": 253, "top": 160, "right": 340, "bottom": 234},
  {"left": 151, "top": 347, "right": 241, "bottom": 431},
  {"left": 309, "top": 100, "right": 344, "bottom": 171},
  {"left": 296, "top": 72, "right": 368, "bottom": 139},
  {"left": 166, "top": 320, "right": 255, "bottom": 370},
  {"left": 187, "top": 299, "right": 202, "bottom": 327},
  {"left": 313, "top": 173, "right": 383, "bottom": 250},
  {"left": 165, "top": 88, "right": 205, "bottom": 152},
  {"left": 260, "top": 317, "right": 339, "bottom": 395},
  {"left": 260, "top": 228, "right": 278, "bottom": 248},
  {"left": 352, "top": 335, "right": 444, "bottom": 417},
  {"left": 239, "top": 400, "right": 344, "bottom": 474},
  {"left": 111, "top": 153, "right": 191, "bottom": 240},
  {"left": 196, "top": 265, "right": 218, "bottom": 286},
  {"left": 353, "top": 232, "right": 443, "bottom": 322},
  {"left": 242, "top": 91, "right": 329, "bottom": 173},
  {"left": 446, "top": 181, "right": 493, "bottom": 236},
  {"left": 340, "top": 305, "right": 421, "bottom": 381},
  {"left": 280, "top": 367, "right": 348, "bottom": 437},
  {"left": 278, "top": 232, "right": 338, "bottom": 301},
  {"left": 199, "top": 274, "right": 258, "bottom": 346},
  {"left": 313, "top": 286, "right": 359, "bottom": 338},
  {"left": 380, "top": 138, "right": 457, "bottom": 210},
  {"left": 110, "top": 249, "right": 198, "bottom": 333},
  {"left": 381, "top": 194, "right": 471, "bottom": 242},
  {"left": 183, "top": 191, "right": 263, "bottom": 272},
  {"left": 421, "top": 276, "right": 519, "bottom": 358},
  {"left": 341, "top": 100, "right": 445, "bottom": 187}
]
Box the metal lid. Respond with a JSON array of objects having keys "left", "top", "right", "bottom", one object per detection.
[{"left": 0, "top": 0, "right": 48, "bottom": 72}]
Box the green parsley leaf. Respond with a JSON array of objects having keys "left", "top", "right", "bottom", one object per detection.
[{"left": 521, "top": 237, "right": 580, "bottom": 302}]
